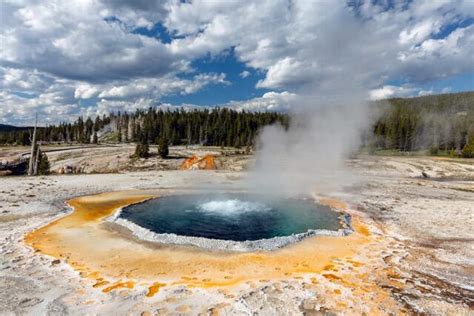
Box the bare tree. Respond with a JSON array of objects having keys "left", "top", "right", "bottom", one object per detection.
[
  {"left": 33, "top": 142, "right": 40, "bottom": 176},
  {"left": 28, "top": 114, "right": 38, "bottom": 176}
]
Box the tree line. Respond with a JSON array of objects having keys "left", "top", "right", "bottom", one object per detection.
[
  {"left": 0, "top": 108, "right": 289, "bottom": 148},
  {"left": 370, "top": 92, "right": 474, "bottom": 156},
  {"left": 1, "top": 91, "right": 473, "bottom": 157}
]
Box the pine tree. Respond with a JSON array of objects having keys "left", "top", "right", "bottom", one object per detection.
[
  {"left": 134, "top": 141, "right": 149, "bottom": 158},
  {"left": 158, "top": 137, "right": 169, "bottom": 158}
]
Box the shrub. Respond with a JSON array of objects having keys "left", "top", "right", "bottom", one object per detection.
[
  {"left": 367, "top": 144, "right": 377, "bottom": 155},
  {"left": 134, "top": 143, "right": 149, "bottom": 158},
  {"left": 428, "top": 145, "right": 439, "bottom": 156},
  {"left": 449, "top": 148, "right": 457, "bottom": 158},
  {"left": 461, "top": 143, "right": 473, "bottom": 158},
  {"left": 38, "top": 151, "right": 50, "bottom": 175}
]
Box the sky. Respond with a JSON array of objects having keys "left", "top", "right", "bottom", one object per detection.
[{"left": 0, "top": 0, "right": 473, "bottom": 125}]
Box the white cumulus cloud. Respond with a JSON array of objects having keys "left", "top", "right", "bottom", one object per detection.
[{"left": 1, "top": 0, "right": 473, "bottom": 124}]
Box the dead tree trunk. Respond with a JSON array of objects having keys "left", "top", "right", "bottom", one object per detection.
[
  {"left": 28, "top": 114, "right": 38, "bottom": 176},
  {"left": 33, "top": 144, "right": 40, "bottom": 176}
]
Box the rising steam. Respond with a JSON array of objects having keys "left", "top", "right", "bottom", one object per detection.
[{"left": 246, "top": 92, "right": 371, "bottom": 197}]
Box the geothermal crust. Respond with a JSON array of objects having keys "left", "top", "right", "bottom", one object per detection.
[{"left": 1, "top": 150, "right": 473, "bottom": 315}]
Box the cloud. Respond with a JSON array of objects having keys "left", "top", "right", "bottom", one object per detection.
[
  {"left": 417, "top": 89, "right": 434, "bottom": 96},
  {"left": 256, "top": 57, "right": 316, "bottom": 89},
  {"left": 1, "top": 0, "right": 181, "bottom": 82},
  {"left": 239, "top": 70, "right": 251, "bottom": 79},
  {"left": 74, "top": 84, "right": 99, "bottom": 99},
  {"left": 369, "top": 85, "right": 418, "bottom": 100},
  {"left": 441, "top": 87, "right": 452, "bottom": 93},
  {"left": 91, "top": 90, "right": 298, "bottom": 118},
  {"left": 228, "top": 91, "right": 297, "bottom": 112},
  {"left": 398, "top": 18, "right": 443, "bottom": 46},
  {"left": 77, "top": 73, "right": 228, "bottom": 99},
  {"left": 0, "top": 89, "right": 79, "bottom": 126},
  {"left": 89, "top": 90, "right": 296, "bottom": 120},
  {"left": 1, "top": 0, "right": 473, "bottom": 125},
  {"left": 165, "top": 0, "right": 474, "bottom": 93},
  {"left": 397, "top": 25, "right": 474, "bottom": 82},
  {"left": 368, "top": 84, "right": 457, "bottom": 100}
]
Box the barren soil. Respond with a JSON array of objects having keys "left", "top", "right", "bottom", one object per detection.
[{"left": 0, "top": 144, "right": 250, "bottom": 173}]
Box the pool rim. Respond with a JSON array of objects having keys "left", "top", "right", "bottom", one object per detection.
[{"left": 106, "top": 192, "right": 353, "bottom": 252}]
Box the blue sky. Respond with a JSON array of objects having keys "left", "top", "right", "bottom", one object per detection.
[
  {"left": 418, "top": 72, "right": 474, "bottom": 93},
  {"left": 162, "top": 50, "right": 271, "bottom": 106},
  {"left": 1, "top": 0, "right": 473, "bottom": 125},
  {"left": 385, "top": 72, "right": 474, "bottom": 96},
  {"left": 117, "top": 19, "right": 273, "bottom": 106}
]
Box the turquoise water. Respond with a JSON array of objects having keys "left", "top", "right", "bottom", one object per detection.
[{"left": 120, "top": 194, "right": 341, "bottom": 241}]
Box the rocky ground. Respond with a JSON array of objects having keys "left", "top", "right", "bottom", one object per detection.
[
  {"left": 0, "top": 144, "right": 251, "bottom": 173},
  {"left": 349, "top": 156, "right": 474, "bottom": 313},
  {"left": 0, "top": 147, "right": 473, "bottom": 315}
]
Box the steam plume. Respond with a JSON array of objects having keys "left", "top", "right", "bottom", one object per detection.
[{"left": 246, "top": 90, "right": 371, "bottom": 197}]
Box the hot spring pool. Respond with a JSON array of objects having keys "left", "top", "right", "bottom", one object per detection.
[{"left": 111, "top": 193, "right": 351, "bottom": 251}]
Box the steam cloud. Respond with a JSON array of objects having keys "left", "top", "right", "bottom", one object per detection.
[{"left": 246, "top": 91, "right": 372, "bottom": 197}]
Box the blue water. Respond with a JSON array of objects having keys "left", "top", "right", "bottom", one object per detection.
[{"left": 119, "top": 194, "right": 341, "bottom": 241}]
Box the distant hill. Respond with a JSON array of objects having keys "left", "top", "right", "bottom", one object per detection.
[
  {"left": 373, "top": 91, "right": 474, "bottom": 154},
  {"left": 385, "top": 91, "right": 474, "bottom": 114},
  {"left": 0, "top": 124, "right": 30, "bottom": 132}
]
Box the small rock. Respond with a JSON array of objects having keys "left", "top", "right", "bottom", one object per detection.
[
  {"left": 19, "top": 297, "right": 43, "bottom": 308},
  {"left": 302, "top": 299, "right": 318, "bottom": 310},
  {"left": 51, "top": 259, "right": 61, "bottom": 265}
]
